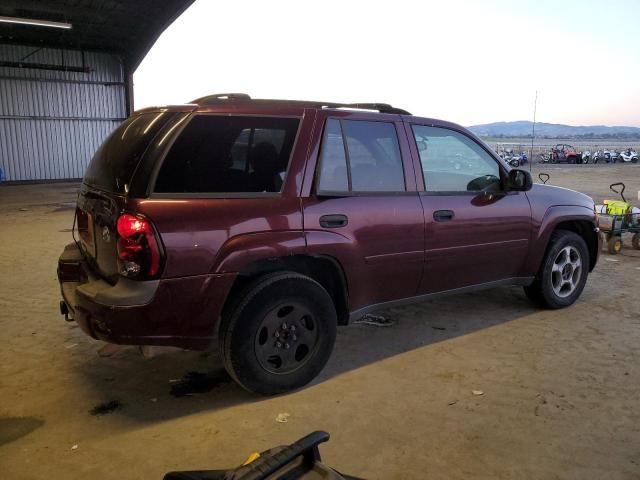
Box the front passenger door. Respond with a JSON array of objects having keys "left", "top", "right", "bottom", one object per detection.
[{"left": 408, "top": 124, "right": 533, "bottom": 294}]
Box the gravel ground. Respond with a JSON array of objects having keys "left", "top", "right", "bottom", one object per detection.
[{"left": 1, "top": 164, "right": 639, "bottom": 480}]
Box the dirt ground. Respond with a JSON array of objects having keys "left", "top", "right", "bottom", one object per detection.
[{"left": 1, "top": 164, "right": 639, "bottom": 480}]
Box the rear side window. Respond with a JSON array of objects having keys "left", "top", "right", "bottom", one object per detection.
[
  {"left": 83, "top": 112, "right": 176, "bottom": 194},
  {"left": 154, "top": 115, "right": 299, "bottom": 194},
  {"left": 316, "top": 119, "right": 405, "bottom": 193}
]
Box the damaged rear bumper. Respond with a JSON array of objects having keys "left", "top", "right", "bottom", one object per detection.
[{"left": 57, "top": 242, "right": 236, "bottom": 350}]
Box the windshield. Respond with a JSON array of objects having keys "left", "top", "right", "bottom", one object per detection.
[{"left": 83, "top": 112, "right": 176, "bottom": 194}]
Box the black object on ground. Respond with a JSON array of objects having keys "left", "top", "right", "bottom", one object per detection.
[
  {"left": 89, "top": 400, "right": 123, "bottom": 416},
  {"left": 164, "top": 431, "right": 363, "bottom": 480},
  {"left": 170, "top": 371, "right": 231, "bottom": 398}
]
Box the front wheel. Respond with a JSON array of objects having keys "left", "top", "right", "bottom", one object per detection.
[
  {"left": 524, "top": 230, "right": 589, "bottom": 309},
  {"left": 219, "top": 272, "right": 337, "bottom": 395},
  {"left": 632, "top": 233, "right": 640, "bottom": 250}
]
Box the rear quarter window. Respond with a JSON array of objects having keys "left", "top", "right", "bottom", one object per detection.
[
  {"left": 83, "top": 112, "right": 176, "bottom": 194},
  {"left": 153, "top": 115, "right": 300, "bottom": 194}
]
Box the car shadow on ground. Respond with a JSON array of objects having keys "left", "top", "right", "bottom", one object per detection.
[{"left": 73, "top": 285, "right": 539, "bottom": 423}]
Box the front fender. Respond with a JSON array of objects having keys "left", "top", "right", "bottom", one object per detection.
[{"left": 525, "top": 205, "right": 597, "bottom": 274}]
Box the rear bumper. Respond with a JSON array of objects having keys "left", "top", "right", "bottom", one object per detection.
[{"left": 57, "top": 242, "right": 236, "bottom": 350}]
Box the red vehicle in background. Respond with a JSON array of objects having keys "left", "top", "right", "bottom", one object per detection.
[{"left": 550, "top": 143, "right": 580, "bottom": 164}]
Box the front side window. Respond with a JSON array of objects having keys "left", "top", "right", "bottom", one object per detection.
[
  {"left": 154, "top": 115, "right": 299, "bottom": 193},
  {"left": 316, "top": 119, "right": 405, "bottom": 193},
  {"left": 412, "top": 126, "right": 501, "bottom": 193}
]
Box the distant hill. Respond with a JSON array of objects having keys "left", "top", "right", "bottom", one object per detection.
[{"left": 468, "top": 121, "right": 640, "bottom": 139}]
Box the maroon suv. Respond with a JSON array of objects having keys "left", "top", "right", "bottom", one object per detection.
[{"left": 58, "top": 94, "right": 600, "bottom": 394}]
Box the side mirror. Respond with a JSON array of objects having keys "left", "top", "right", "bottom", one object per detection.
[{"left": 507, "top": 169, "right": 532, "bottom": 191}]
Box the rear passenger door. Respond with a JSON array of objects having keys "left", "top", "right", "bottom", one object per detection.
[
  {"left": 407, "top": 123, "right": 533, "bottom": 294},
  {"left": 303, "top": 113, "right": 425, "bottom": 311}
]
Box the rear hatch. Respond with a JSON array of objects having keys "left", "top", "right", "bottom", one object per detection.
[{"left": 75, "top": 111, "right": 178, "bottom": 283}]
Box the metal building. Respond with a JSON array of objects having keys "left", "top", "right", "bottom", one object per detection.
[{"left": 0, "top": 1, "right": 193, "bottom": 182}]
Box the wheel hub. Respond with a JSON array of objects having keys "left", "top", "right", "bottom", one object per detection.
[
  {"left": 551, "top": 246, "right": 582, "bottom": 298},
  {"left": 273, "top": 322, "right": 298, "bottom": 350},
  {"left": 254, "top": 302, "right": 319, "bottom": 374}
]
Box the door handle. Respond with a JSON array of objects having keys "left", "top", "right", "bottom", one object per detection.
[
  {"left": 319, "top": 214, "right": 348, "bottom": 228},
  {"left": 433, "top": 210, "right": 455, "bottom": 222}
]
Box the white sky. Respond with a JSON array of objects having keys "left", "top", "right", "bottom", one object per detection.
[{"left": 134, "top": 0, "right": 640, "bottom": 127}]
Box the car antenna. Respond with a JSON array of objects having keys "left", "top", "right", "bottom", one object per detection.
[{"left": 530, "top": 90, "right": 537, "bottom": 174}]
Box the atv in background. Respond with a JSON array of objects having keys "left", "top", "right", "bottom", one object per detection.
[{"left": 550, "top": 144, "right": 580, "bottom": 164}]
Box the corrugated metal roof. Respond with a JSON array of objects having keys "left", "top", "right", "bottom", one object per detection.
[{"left": 0, "top": 0, "right": 194, "bottom": 70}]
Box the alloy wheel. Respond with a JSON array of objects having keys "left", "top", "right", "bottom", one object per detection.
[{"left": 550, "top": 246, "right": 582, "bottom": 298}]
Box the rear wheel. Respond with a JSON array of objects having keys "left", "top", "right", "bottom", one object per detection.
[
  {"left": 524, "top": 230, "right": 589, "bottom": 309},
  {"left": 607, "top": 235, "right": 623, "bottom": 254},
  {"left": 631, "top": 233, "right": 640, "bottom": 250},
  {"left": 632, "top": 157, "right": 638, "bottom": 164},
  {"left": 219, "top": 272, "right": 337, "bottom": 395}
]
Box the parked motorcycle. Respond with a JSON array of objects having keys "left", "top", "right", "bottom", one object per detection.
[
  {"left": 580, "top": 151, "right": 591, "bottom": 164},
  {"left": 609, "top": 150, "right": 620, "bottom": 163},
  {"left": 618, "top": 149, "right": 639, "bottom": 163},
  {"left": 508, "top": 151, "right": 528, "bottom": 167},
  {"left": 592, "top": 151, "right": 607, "bottom": 163}
]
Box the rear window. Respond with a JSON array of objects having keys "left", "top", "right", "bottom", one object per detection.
[
  {"left": 154, "top": 115, "right": 300, "bottom": 194},
  {"left": 83, "top": 112, "right": 176, "bottom": 194}
]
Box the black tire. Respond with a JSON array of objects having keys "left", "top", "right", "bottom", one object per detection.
[
  {"left": 632, "top": 233, "right": 640, "bottom": 250},
  {"left": 632, "top": 157, "right": 638, "bottom": 164},
  {"left": 607, "top": 235, "right": 622, "bottom": 255},
  {"left": 523, "top": 230, "right": 589, "bottom": 309},
  {"left": 219, "top": 272, "right": 337, "bottom": 395}
]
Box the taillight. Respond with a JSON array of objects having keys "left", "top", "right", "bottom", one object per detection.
[{"left": 116, "top": 213, "right": 162, "bottom": 278}]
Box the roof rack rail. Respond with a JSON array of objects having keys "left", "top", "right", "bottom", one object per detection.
[
  {"left": 191, "top": 93, "right": 251, "bottom": 104},
  {"left": 323, "top": 103, "right": 411, "bottom": 115},
  {"left": 189, "top": 94, "right": 411, "bottom": 115}
]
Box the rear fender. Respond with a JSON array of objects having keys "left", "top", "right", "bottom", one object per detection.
[
  {"left": 212, "top": 231, "right": 306, "bottom": 273},
  {"left": 305, "top": 230, "right": 373, "bottom": 311}
]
